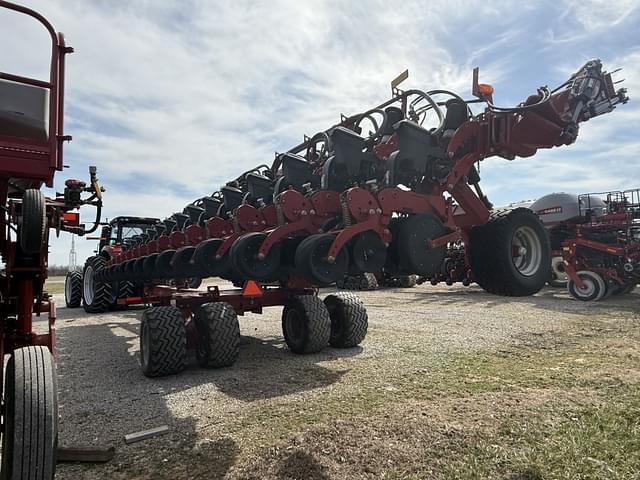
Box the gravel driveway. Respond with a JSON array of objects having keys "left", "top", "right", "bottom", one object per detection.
[{"left": 51, "top": 283, "right": 639, "bottom": 479}]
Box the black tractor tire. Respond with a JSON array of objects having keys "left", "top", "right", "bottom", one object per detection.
[
  {"left": 64, "top": 270, "right": 83, "bottom": 308},
  {"left": 194, "top": 302, "right": 240, "bottom": 368},
  {"left": 324, "top": 292, "right": 368, "bottom": 348},
  {"left": 82, "top": 256, "right": 113, "bottom": 313},
  {"left": 469, "top": 208, "right": 550, "bottom": 296},
  {"left": 111, "top": 280, "right": 135, "bottom": 310},
  {"left": 140, "top": 306, "right": 187, "bottom": 377},
  {"left": 282, "top": 295, "right": 331, "bottom": 354},
  {"left": 0, "top": 346, "right": 58, "bottom": 480},
  {"left": 19, "top": 189, "right": 47, "bottom": 256}
]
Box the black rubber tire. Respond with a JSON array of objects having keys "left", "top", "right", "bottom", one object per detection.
[
  {"left": 0, "top": 346, "right": 58, "bottom": 480},
  {"left": 324, "top": 292, "right": 368, "bottom": 348},
  {"left": 142, "top": 254, "right": 159, "bottom": 280},
  {"left": 64, "top": 270, "right": 83, "bottom": 308},
  {"left": 156, "top": 250, "right": 176, "bottom": 278},
  {"left": 82, "top": 256, "right": 113, "bottom": 313},
  {"left": 194, "top": 302, "right": 240, "bottom": 368},
  {"left": 350, "top": 231, "right": 387, "bottom": 273},
  {"left": 394, "top": 214, "right": 447, "bottom": 277},
  {"left": 187, "top": 277, "right": 202, "bottom": 289},
  {"left": 192, "top": 238, "right": 225, "bottom": 277},
  {"left": 282, "top": 295, "right": 331, "bottom": 354},
  {"left": 398, "top": 274, "right": 417, "bottom": 288},
  {"left": 230, "top": 232, "right": 282, "bottom": 282},
  {"left": 140, "top": 306, "right": 187, "bottom": 377},
  {"left": 110, "top": 280, "right": 135, "bottom": 310},
  {"left": 19, "top": 189, "right": 47, "bottom": 256},
  {"left": 469, "top": 208, "right": 550, "bottom": 296},
  {"left": 295, "top": 234, "right": 349, "bottom": 286},
  {"left": 171, "top": 246, "right": 198, "bottom": 278}
]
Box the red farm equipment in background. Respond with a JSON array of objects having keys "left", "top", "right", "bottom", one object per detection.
[
  {"left": 76, "top": 57, "right": 628, "bottom": 379},
  {"left": 562, "top": 190, "right": 638, "bottom": 301},
  {"left": 531, "top": 190, "right": 639, "bottom": 300},
  {"left": 0, "top": 2, "right": 104, "bottom": 478}
]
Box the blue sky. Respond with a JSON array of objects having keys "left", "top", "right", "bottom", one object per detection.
[{"left": 1, "top": 0, "right": 638, "bottom": 266}]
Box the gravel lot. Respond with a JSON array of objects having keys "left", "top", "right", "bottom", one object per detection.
[{"left": 49, "top": 282, "right": 639, "bottom": 479}]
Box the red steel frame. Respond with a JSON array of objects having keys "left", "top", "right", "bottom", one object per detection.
[
  {"left": 561, "top": 189, "right": 640, "bottom": 289},
  {"left": 0, "top": 1, "right": 72, "bottom": 383},
  {"left": 120, "top": 280, "right": 317, "bottom": 351}
]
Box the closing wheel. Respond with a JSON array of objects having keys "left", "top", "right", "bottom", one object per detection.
[
  {"left": 470, "top": 208, "right": 550, "bottom": 296},
  {"left": 140, "top": 306, "right": 187, "bottom": 377},
  {"left": 230, "top": 232, "right": 282, "bottom": 281},
  {"left": 64, "top": 270, "right": 83, "bottom": 308},
  {"left": 567, "top": 271, "right": 606, "bottom": 302},
  {"left": 1, "top": 346, "right": 58, "bottom": 480},
  {"left": 19, "top": 189, "right": 47, "bottom": 256},
  {"left": 282, "top": 295, "right": 331, "bottom": 354},
  {"left": 156, "top": 249, "right": 177, "bottom": 278},
  {"left": 142, "top": 254, "right": 159, "bottom": 280},
  {"left": 194, "top": 302, "right": 240, "bottom": 368},
  {"left": 192, "top": 238, "right": 225, "bottom": 277},
  {"left": 394, "top": 214, "right": 447, "bottom": 276},
  {"left": 350, "top": 231, "right": 387, "bottom": 273},
  {"left": 171, "top": 246, "right": 199, "bottom": 278},
  {"left": 324, "top": 292, "right": 368, "bottom": 348},
  {"left": 82, "top": 256, "right": 113, "bottom": 313},
  {"left": 295, "top": 234, "right": 348, "bottom": 285}
]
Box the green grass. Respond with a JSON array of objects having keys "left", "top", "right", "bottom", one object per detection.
[
  {"left": 229, "top": 318, "right": 640, "bottom": 479},
  {"left": 44, "top": 275, "right": 66, "bottom": 295}
]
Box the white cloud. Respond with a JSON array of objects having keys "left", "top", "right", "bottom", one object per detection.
[{"left": 1, "top": 0, "right": 637, "bottom": 265}]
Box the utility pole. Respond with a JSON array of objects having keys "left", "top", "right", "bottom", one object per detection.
[{"left": 69, "top": 235, "right": 77, "bottom": 272}]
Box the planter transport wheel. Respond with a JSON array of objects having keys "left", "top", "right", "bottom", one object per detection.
[
  {"left": 282, "top": 295, "right": 331, "bottom": 354},
  {"left": 1, "top": 346, "right": 58, "bottom": 480},
  {"left": 64, "top": 270, "right": 83, "bottom": 308},
  {"left": 469, "top": 208, "right": 550, "bottom": 296},
  {"left": 295, "top": 234, "right": 348, "bottom": 285},
  {"left": 194, "top": 302, "right": 240, "bottom": 368},
  {"left": 230, "top": 232, "right": 282, "bottom": 282},
  {"left": 82, "top": 256, "right": 113, "bottom": 313},
  {"left": 19, "top": 188, "right": 46, "bottom": 256},
  {"left": 140, "top": 306, "right": 187, "bottom": 377},
  {"left": 567, "top": 270, "right": 607, "bottom": 301},
  {"left": 324, "top": 292, "right": 368, "bottom": 348}
]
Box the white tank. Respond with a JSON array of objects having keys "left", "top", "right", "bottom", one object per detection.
[{"left": 530, "top": 192, "right": 606, "bottom": 225}]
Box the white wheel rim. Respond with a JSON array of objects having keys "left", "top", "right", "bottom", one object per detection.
[
  {"left": 84, "top": 266, "right": 95, "bottom": 304},
  {"left": 575, "top": 277, "right": 597, "bottom": 297},
  {"left": 65, "top": 276, "right": 72, "bottom": 300},
  {"left": 511, "top": 226, "right": 542, "bottom": 277}
]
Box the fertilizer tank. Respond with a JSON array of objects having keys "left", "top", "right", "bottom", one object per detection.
[{"left": 530, "top": 192, "right": 606, "bottom": 226}]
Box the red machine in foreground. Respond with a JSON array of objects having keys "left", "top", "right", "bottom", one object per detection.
[
  {"left": 0, "top": 2, "right": 103, "bottom": 478},
  {"left": 78, "top": 57, "right": 627, "bottom": 380}
]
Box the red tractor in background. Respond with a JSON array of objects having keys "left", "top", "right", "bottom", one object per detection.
[
  {"left": 0, "top": 2, "right": 104, "bottom": 478},
  {"left": 532, "top": 190, "right": 639, "bottom": 300},
  {"left": 65, "top": 215, "right": 170, "bottom": 312}
]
